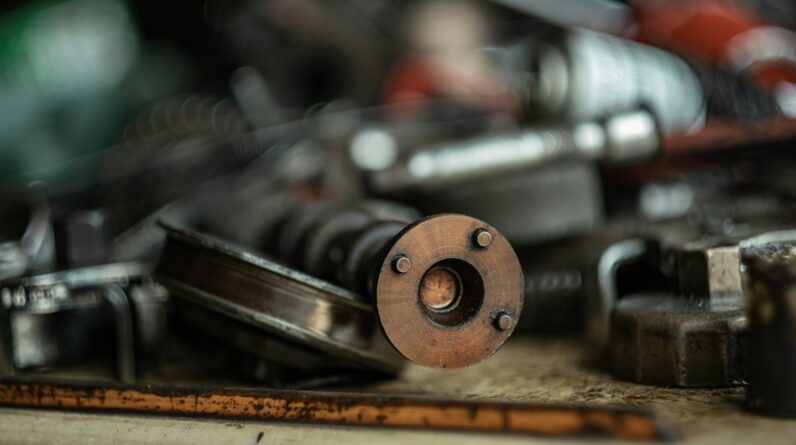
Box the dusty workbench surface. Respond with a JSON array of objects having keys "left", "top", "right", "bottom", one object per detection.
[{"left": 1, "top": 334, "right": 795, "bottom": 444}]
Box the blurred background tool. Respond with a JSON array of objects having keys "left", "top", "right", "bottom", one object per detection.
[
  {"left": 486, "top": 27, "right": 707, "bottom": 133},
  {"left": 742, "top": 240, "right": 796, "bottom": 417},
  {"left": 368, "top": 109, "right": 660, "bottom": 192}
]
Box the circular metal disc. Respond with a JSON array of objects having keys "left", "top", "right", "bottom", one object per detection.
[{"left": 375, "top": 214, "right": 523, "bottom": 369}]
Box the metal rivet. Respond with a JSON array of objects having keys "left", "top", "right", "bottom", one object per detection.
[
  {"left": 494, "top": 312, "right": 513, "bottom": 331},
  {"left": 393, "top": 255, "right": 412, "bottom": 274},
  {"left": 473, "top": 229, "right": 492, "bottom": 248}
]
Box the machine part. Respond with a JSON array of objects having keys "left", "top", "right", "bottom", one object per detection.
[
  {"left": 518, "top": 267, "right": 583, "bottom": 331},
  {"left": 128, "top": 281, "right": 170, "bottom": 359},
  {"left": 607, "top": 230, "right": 796, "bottom": 387},
  {"left": 370, "top": 109, "right": 659, "bottom": 193},
  {"left": 346, "top": 113, "right": 504, "bottom": 175},
  {"left": 156, "top": 224, "right": 404, "bottom": 374},
  {"left": 176, "top": 301, "right": 351, "bottom": 373},
  {"left": 515, "top": 226, "right": 667, "bottom": 335},
  {"left": 412, "top": 160, "right": 604, "bottom": 245},
  {"left": 670, "top": 241, "right": 743, "bottom": 301},
  {"left": 665, "top": 230, "right": 796, "bottom": 301},
  {"left": 303, "top": 209, "right": 374, "bottom": 279},
  {"left": 174, "top": 300, "right": 391, "bottom": 388},
  {"left": 0, "top": 262, "right": 160, "bottom": 383},
  {"left": 337, "top": 221, "right": 405, "bottom": 296},
  {"left": 742, "top": 241, "right": 796, "bottom": 417},
  {"left": 374, "top": 215, "right": 523, "bottom": 368},
  {"left": 585, "top": 238, "right": 655, "bottom": 346},
  {"left": 0, "top": 188, "right": 55, "bottom": 280},
  {"left": 0, "top": 263, "right": 150, "bottom": 314},
  {"left": 263, "top": 204, "right": 524, "bottom": 368},
  {"left": 0, "top": 379, "right": 679, "bottom": 441},
  {"left": 55, "top": 209, "right": 112, "bottom": 267},
  {"left": 162, "top": 208, "right": 523, "bottom": 369},
  {"left": 102, "top": 285, "right": 136, "bottom": 384},
  {"left": 271, "top": 201, "right": 419, "bottom": 274},
  {"left": 488, "top": 27, "right": 706, "bottom": 134},
  {"left": 610, "top": 294, "right": 747, "bottom": 387},
  {"left": 595, "top": 226, "right": 791, "bottom": 340}
]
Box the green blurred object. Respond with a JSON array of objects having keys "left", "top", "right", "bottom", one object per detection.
[{"left": 0, "top": 0, "right": 194, "bottom": 196}]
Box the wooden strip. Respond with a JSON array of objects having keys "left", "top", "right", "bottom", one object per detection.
[{"left": 0, "top": 379, "right": 678, "bottom": 441}]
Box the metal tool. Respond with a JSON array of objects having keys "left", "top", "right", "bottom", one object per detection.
[
  {"left": 486, "top": 27, "right": 706, "bottom": 133},
  {"left": 172, "top": 300, "right": 387, "bottom": 387},
  {"left": 516, "top": 231, "right": 658, "bottom": 333},
  {"left": 159, "top": 202, "right": 524, "bottom": 369},
  {"left": 0, "top": 188, "right": 55, "bottom": 280},
  {"left": 156, "top": 224, "right": 405, "bottom": 375},
  {"left": 369, "top": 109, "right": 659, "bottom": 193},
  {"left": 742, "top": 241, "right": 796, "bottom": 417},
  {"left": 361, "top": 110, "right": 656, "bottom": 245},
  {"left": 609, "top": 235, "right": 748, "bottom": 387},
  {"left": 610, "top": 294, "right": 747, "bottom": 387},
  {"left": 0, "top": 262, "right": 166, "bottom": 383},
  {"left": 264, "top": 202, "right": 524, "bottom": 368},
  {"left": 609, "top": 230, "right": 796, "bottom": 387},
  {"left": 0, "top": 378, "right": 680, "bottom": 441}
]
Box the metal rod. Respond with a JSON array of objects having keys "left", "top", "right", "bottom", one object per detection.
[{"left": 0, "top": 379, "right": 678, "bottom": 441}]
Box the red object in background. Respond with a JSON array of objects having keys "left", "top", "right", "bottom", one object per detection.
[
  {"left": 633, "top": 0, "right": 796, "bottom": 90},
  {"left": 380, "top": 57, "right": 521, "bottom": 121},
  {"left": 380, "top": 58, "right": 437, "bottom": 120},
  {"left": 634, "top": 0, "right": 760, "bottom": 62},
  {"left": 382, "top": 58, "right": 437, "bottom": 104}
]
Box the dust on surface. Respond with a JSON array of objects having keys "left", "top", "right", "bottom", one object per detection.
[{"left": 356, "top": 334, "right": 796, "bottom": 442}]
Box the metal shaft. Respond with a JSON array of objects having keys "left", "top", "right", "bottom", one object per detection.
[
  {"left": 370, "top": 110, "right": 659, "bottom": 192},
  {"left": 266, "top": 202, "right": 524, "bottom": 368}
]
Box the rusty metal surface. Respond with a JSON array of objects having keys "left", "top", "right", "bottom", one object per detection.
[
  {"left": 4, "top": 335, "right": 796, "bottom": 444},
  {"left": 0, "top": 377, "right": 677, "bottom": 441}
]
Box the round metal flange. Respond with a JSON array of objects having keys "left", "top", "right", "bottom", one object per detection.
[{"left": 375, "top": 214, "right": 524, "bottom": 369}]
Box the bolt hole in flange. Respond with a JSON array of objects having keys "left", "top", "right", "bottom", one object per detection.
[{"left": 418, "top": 258, "right": 484, "bottom": 327}]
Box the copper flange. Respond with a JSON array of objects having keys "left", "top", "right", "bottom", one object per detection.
[{"left": 375, "top": 214, "right": 524, "bottom": 368}]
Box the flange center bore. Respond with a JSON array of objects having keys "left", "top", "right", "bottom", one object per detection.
[
  {"left": 419, "top": 267, "right": 461, "bottom": 312},
  {"left": 416, "top": 258, "right": 484, "bottom": 327}
]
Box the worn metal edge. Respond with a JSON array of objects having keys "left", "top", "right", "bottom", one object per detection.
[{"left": 0, "top": 378, "right": 681, "bottom": 441}]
